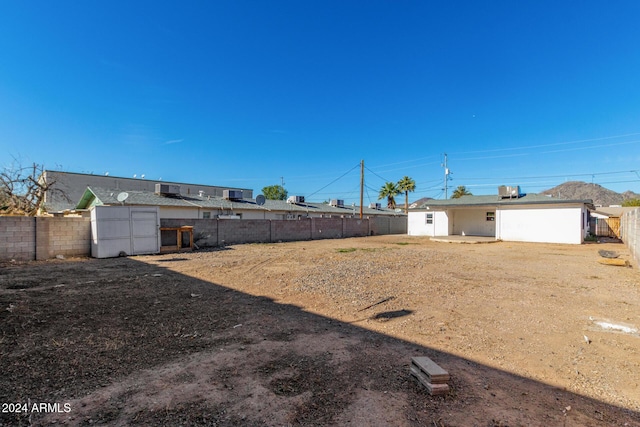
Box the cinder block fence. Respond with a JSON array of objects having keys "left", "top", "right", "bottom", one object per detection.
[
  {"left": 621, "top": 207, "right": 640, "bottom": 266},
  {"left": 0, "top": 216, "right": 407, "bottom": 261},
  {"left": 161, "top": 216, "right": 405, "bottom": 246},
  {"left": 0, "top": 216, "right": 92, "bottom": 261}
]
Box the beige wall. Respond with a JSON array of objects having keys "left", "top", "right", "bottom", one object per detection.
[
  {"left": 621, "top": 207, "right": 640, "bottom": 266},
  {"left": 0, "top": 216, "right": 91, "bottom": 261},
  {"left": 0, "top": 215, "right": 406, "bottom": 261}
]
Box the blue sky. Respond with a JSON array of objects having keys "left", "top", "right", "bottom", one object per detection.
[{"left": 1, "top": 1, "right": 640, "bottom": 205}]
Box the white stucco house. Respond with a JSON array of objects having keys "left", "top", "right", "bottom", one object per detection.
[{"left": 408, "top": 191, "right": 593, "bottom": 244}]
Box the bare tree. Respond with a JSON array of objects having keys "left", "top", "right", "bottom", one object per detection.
[{"left": 0, "top": 162, "right": 64, "bottom": 216}]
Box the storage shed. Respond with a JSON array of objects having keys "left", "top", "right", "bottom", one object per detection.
[{"left": 90, "top": 206, "right": 161, "bottom": 258}]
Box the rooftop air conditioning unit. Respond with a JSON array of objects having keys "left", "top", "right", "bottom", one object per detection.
[
  {"left": 155, "top": 183, "right": 181, "bottom": 196},
  {"left": 498, "top": 185, "right": 520, "bottom": 199},
  {"left": 329, "top": 199, "right": 344, "bottom": 207},
  {"left": 287, "top": 195, "right": 305, "bottom": 204},
  {"left": 223, "top": 189, "right": 243, "bottom": 200},
  {"left": 368, "top": 203, "right": 382, "bottom": 210}
]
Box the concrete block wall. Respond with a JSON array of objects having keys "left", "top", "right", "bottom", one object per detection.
[
  {"left": 0, "top": 216, "right": 91, "bottom": 261},
  {"left": 160, "top": 217, "right": 406, "bottom": 249},
  {"left": 35, "top": 217, "right": 91, "bottom": 260},
  {"left": 0, "top": 217, "right": 36, "bottom": 261},
  {"left": 370, "top": 216, "right": 407, "bottom": 235},
  {"left": 343, "top": 218, "right": 370, "bottom": 237},
  {"left": 621, "top": 208, "right": 640, "bottom": 266},
  {"left": 389, "top": 216, "right": 408, "bottom": 234},
  {"left": 272, "top": 219, "right": 312, "bottom": 242},
  {"left": 311, "top": 218, "right": 343, "bottom": 240},
  {"left": 0, "top": 215, "right": 407, "bottom": 261},
  {"left": 218, "top": 220, "right": 271, "bottom": 245}
]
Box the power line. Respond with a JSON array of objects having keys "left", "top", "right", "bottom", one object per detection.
[
  {"left": 364, "top": 165, "right": 391, "bottom": 183},
  {"left": 451, "top": 139, "right": 640, "bottom": 162},
  {"left": 306, "top": 163, "right": 360, "bottom": 199},
  {"left": 362, "top": 132, "right": 640, "bottom": 174},
  {"left": 367, "top": 159, "right": 442, "bottom": 175},
  {"left": 199, "top": 132, "right": 640, "bottom": 191},
  {"left": 450, "top": 132, "right": 640, "bottom": 155},
  {"left": 456, "top": 169, "right": 639, "bottom": 182}
]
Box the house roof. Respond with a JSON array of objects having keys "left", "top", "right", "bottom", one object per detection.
[
  {"left": 41, "top": 170, "right": 254, "bottom": 212},
  {"left": 76, "top": 187, "right": 403, "bottom": 216},
  {"left": 411, "top": 193, "right": 594, "bottom": 210},
  {"left": 591, "top": 206, "right": 635, "bottom": 217}
]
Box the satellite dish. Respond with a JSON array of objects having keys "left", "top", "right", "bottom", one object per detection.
[
  {"left": 116, "top": 192, "right": 129, "bottom": 203},
  {"left": 256, "top": 195, "right": 266, "bottom": 206}
]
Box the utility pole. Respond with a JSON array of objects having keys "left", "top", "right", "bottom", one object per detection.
[
  {"left": 280, "top": 176, "right": 285, "bottom": 187},
  {"left": 360, "top": 159, "right": 364, "bottom": 218},
  {"left": 442, "top": 153, "right": 451, "bottom": 199}
]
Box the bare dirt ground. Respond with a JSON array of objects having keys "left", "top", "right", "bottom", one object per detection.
[{"left": 1, "top": 235, "right": 639, "bottom": 426}]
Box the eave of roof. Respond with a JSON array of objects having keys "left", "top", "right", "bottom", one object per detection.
[
  {"left": 591, "top": 206, "right": 635, "bottom": 217},
  {"left": 411, "top": 193, "right": 594, "bottom": 210},
  {"left": 75, "top": 187, "right": 404, "bottom": 216},
  {"left": 76, "top": 188, "right": 98, "bottom": 209}
]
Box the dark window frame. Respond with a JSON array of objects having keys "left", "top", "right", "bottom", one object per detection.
[{"left": 426, "top": 213, "right": 434, "bottom": 224}]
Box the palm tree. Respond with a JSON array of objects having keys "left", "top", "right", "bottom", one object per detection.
[
  {"left": 451, "top": 185, "right": 472, "bottom": 199},
  {"left": 378, "top": 182, "right": 399, "bottom": 209},
  {"left": 397, "top": 176, "right": 416, "bottom": 214}
]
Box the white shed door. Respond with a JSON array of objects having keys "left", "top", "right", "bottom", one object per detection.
[
  {"left": 131, "top": 209, "right": 161, "bottom": 254},
  {"left": 91, "top": 206, "right": 160, "bottom": 258}
]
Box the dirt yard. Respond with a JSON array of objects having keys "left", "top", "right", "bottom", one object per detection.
[{"left": 1, "top": 235, "right": 639, "bottom": 426}]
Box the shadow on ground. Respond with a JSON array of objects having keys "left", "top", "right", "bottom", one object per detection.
[{"left": 0, "top": 256, "right": 638, "bottom": 426}]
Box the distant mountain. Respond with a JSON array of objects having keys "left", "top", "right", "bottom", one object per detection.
[{"left": 540, "top": 181, "right": 640, "bottom": 207}]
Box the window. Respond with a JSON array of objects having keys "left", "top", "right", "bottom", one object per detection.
[
  {"left": 486, "top": 212, "right": 495, "bottom": 221},
  {"left": 202, "top": 212, "right": 211, "bottom": 219},
  {"left": 425, "top": 213, "right": 433, "bottom": 224}
]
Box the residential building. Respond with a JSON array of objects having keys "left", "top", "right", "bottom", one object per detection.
[
  {"left": 408, "top": 188, "right": 593, "bottom": 244},
  {"left": 40, "top": 170, "right": 252, "bottom": 213}
]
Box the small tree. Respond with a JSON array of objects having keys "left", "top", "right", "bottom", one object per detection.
[
  {"left": 397, "top": 176, "right": 416, "bottom": 214},
  {"left": 622, "top": 198, "right": 640, "bottom": 207},
  {"left": 378, "top": 182, "right": 399, "bottom": 209},
  {"left": 261, "top": 184, "right": 288, "bottom": 200},
  {"left": 451, "top": 185, "right": 472, "bottom": 199},
  {"left": 0, "top": 162, "right": 62, "bottom": 216}
]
